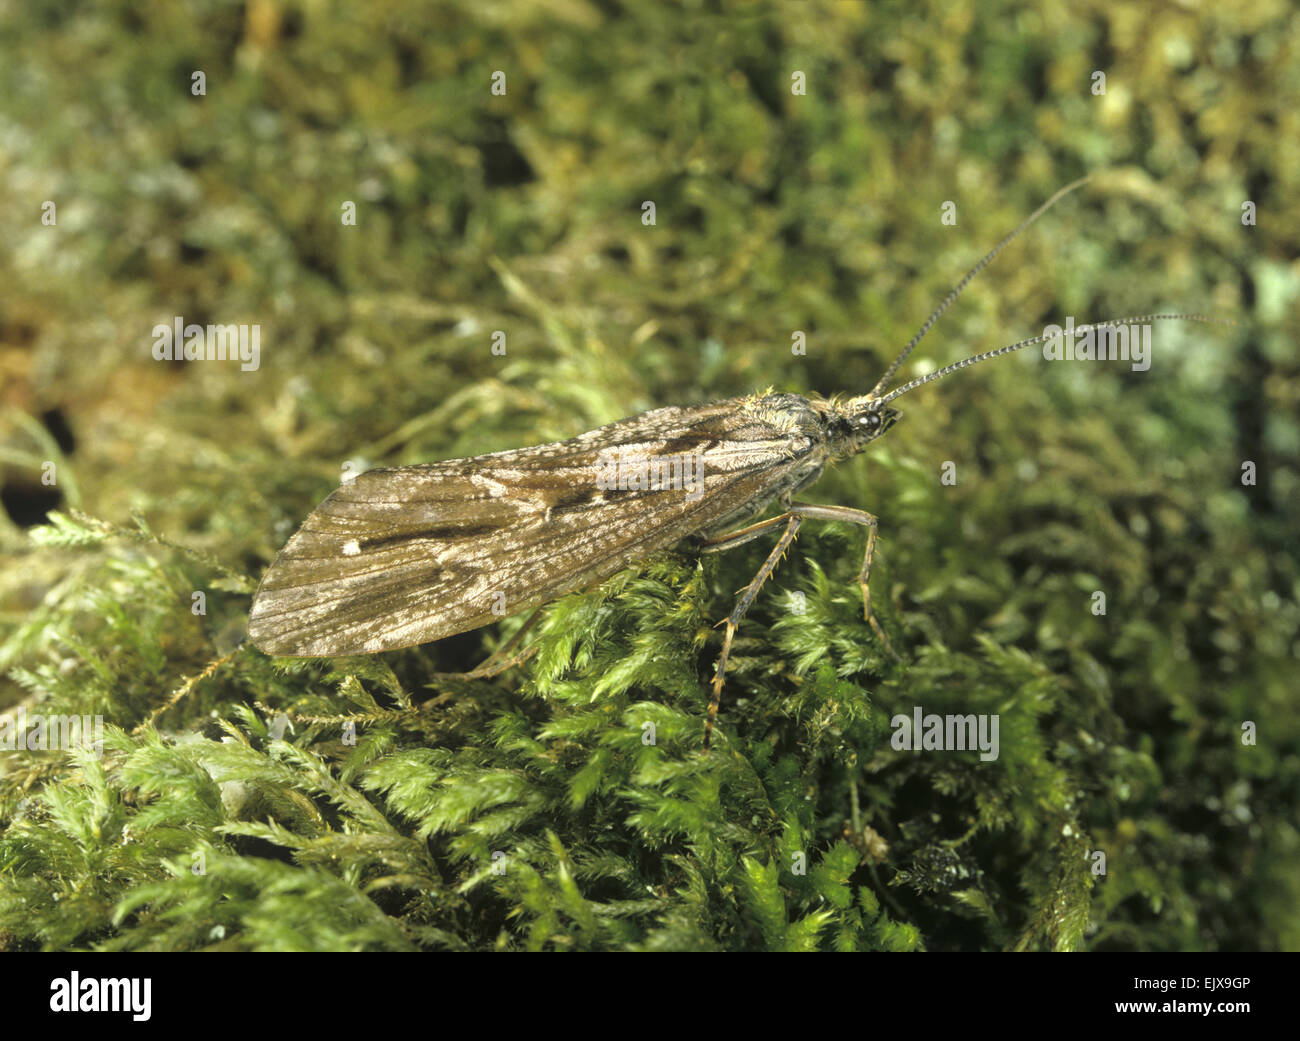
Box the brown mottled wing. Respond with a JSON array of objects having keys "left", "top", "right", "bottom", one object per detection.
[{"left": 247, "top": 397, "right": 820, "bottom": 656}]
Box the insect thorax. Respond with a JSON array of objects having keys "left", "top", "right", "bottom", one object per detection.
[{"left": 692, "top": 393, "right": 832, "bottom": 537}]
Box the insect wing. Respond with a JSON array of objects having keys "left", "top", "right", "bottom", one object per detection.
[{"left": 247, "top": 399, "right": 814, "bottom": 656}]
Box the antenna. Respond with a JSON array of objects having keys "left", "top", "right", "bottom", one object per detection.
[
  {"left": 867, "top": 175, "right": 1093, "bottom": 401},
  {"left": 872, "top": 313, "right": 1232, "bottom": 407}
]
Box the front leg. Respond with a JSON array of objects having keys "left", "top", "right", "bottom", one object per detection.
[
  {"left": 786, "top": 502, "right": 899, "bottom": 662},
  {"left": 694, "top": 501, "right": 900, "bottom": 750}
]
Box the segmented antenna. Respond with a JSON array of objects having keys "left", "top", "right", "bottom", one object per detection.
[
  {"left": 872, "top": 313, "right": 1232, "bottom": 407},
  {"left": 867, "top": 175, "right": 1093, "bottom": 400}
]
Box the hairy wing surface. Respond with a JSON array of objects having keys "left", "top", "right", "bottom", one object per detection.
[{"left": 248, "top": 399, "right": 814, "bottom": 655}]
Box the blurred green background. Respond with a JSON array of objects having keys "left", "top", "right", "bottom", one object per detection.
[{"left": 0, "top": 0, "right": 1296, "bottom": 951}]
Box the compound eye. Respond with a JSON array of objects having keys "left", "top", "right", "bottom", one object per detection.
[{"left": 861, "top": 412, "right": 881, "bottom": 431}]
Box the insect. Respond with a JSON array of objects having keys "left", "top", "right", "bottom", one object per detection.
[{"left": 247, "top": 177, "right": 1219, "bottom": 749}]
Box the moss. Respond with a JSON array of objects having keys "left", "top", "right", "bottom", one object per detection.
[{"left": 0, "top": 1, "right": 1296, "bottom": 951}]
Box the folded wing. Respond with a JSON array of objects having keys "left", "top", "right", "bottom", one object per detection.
[{"left": 247, "top": 399, "right": 815, "bottom": 656}]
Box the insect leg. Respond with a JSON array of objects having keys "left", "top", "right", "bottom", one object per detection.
[
  {"left": 697, "top": 513, "right": 795, "bottom": 553},
  {"left": 433, "top": 605, "right": 545, "bottom": 681},
  {"left": 703, "top": 513, "right": 802, "bottom": 751},
  {"left": 788, "top": 502, "right": 900, "bottom": 661}
]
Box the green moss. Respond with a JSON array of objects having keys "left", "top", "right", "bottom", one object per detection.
[{"left": 1, "top": 1, "right": 1296, "bottom": 951}]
